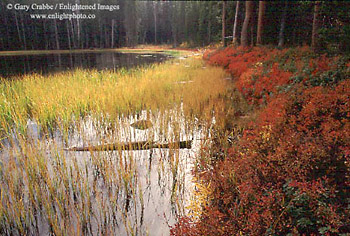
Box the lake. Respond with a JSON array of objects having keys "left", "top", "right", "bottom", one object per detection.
[{"left": 0, "top": 51, "right": 172, "bottom": 77}]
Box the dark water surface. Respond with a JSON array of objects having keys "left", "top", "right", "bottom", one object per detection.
[{"left": 0, "top": 52, "right": 171, "bottom": 78}]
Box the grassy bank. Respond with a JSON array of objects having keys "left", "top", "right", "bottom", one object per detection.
[{"left": 172, "top": 47, "right": 350, "bottom": 235}]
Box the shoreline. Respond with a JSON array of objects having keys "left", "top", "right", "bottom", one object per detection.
[{"left": 0, "top": 47, "right": 195, "bottom": 56}]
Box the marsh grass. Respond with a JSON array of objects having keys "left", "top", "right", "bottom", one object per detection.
[
  {"left": 0, "top": 53, "right": 238, "bottom": 235},
  {"left": 0, "top": 55, "right": 228, "bottom": 137}
]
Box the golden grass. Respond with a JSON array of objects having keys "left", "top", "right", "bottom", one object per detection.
[{"left": 0, "top": 56, "right": 229, "bottom": 136}]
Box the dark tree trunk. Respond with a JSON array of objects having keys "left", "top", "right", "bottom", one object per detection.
[
  {"left": 33, "top": 25, "right": 38, "bottom": 49},
  {"left": 104, "top": 26, "right": 108, "bottom": 48},
  {"left": 94, "top": 34, "right": 98, "bottom": 48},
  {"left": 241, "top": 1, "right": 253, "bottom": 47},
  {"left": 171, "top": 3, "right": 178, "bottom": 47},
  {"left": 124, "top": 1, "right": 137, "bottom": 47},
  {"left": 111, "top": 19, "right": 115, "bottom": 48},
  {"left": 20, "top": 14, "right": 27, "bottom": 50},
  {"left": 232, "top": 1, "right": 240, "bottom": 44},
  {"left": 43, "top": 20, "right": 49, "bottom": 50},
  {"left": 14, "top": 12, "right": 22, "bottom": 48},
  {"left": 278, "top": 1, "right": 288, "bottom": 47},
  {"left": 312, "top": 1, "right": 321, "bottom": 52},
  {"left": 2, "top": 7, "right": 11, "bottom": 49},
  {"left": 75, "top": 0, "right": 81, "bottom": 48},
  {"left": 66, "top": 20, "right": 72, "bottom": 50},
  {"left": 222, "top": 1, "right": 226, "bottom": 46},
  {"left": 85, "top": 31, "right": 89, "bottom": 48},
  {"left": 70, "top": 20, "right": 76, "bottom": 49},
  {"left": 256, "top": 1, "right": 265, "bottom": 45},
  {"left": 99, "top": 18, "right": 103, "bottom": 48},
  {"left": 54, "top": 19, "right": 60, "bottom": 50},
  {"left": 251, "top": 24, "right": 254, "bottom": 46},
  {"left": 179, "top": 1, "right": 185, "bottom": 44},
  {"left": 154, "top": 2, "right": 157, "bottom": 44}
]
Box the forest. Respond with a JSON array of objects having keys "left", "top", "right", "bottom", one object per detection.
[{"left": 1, "top": 1, "right": 349, "bottom": 52}]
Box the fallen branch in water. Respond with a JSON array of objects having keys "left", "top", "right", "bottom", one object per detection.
[{"left": 64, "top": 140, "right": 192, "bottom": 151}]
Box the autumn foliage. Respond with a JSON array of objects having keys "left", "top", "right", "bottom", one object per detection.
[{"left": 173, "top": 47, "right": 350, "bottom": 235}]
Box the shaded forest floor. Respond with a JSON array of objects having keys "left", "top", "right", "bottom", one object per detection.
[{"left": 172, "top": 46, "right": 350, "bottom": 235}]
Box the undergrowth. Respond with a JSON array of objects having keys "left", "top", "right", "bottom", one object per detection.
[{"left": 172, "top": 46, "right": 350, "bottom": 235}]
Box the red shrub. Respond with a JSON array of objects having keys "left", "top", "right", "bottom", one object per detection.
[{"left": 173, "top": 48, "right": 350, "bottom": 235}]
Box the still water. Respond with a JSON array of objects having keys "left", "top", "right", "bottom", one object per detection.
[
  {"left": 1, "top": 107, "right": 206, "bottom": 235},
  {"left": 0, "top": 52, "right": 210, "bottom": 235},
  {"left": 0, "top": 52, "right": 171, "bottom": 77}
]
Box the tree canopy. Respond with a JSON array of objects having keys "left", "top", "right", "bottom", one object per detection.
[{"left": 0, "top": 1, "right": 349, "bottom": 53}]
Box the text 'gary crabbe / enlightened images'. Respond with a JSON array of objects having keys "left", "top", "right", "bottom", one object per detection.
[{"left": 6, "top": 3, "right": 120, "bottom": 12}]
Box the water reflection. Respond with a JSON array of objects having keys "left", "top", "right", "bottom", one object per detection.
[
  {"left": 0, "top": 52, "right": 171, "bottom": 78},
  {"left": 0, "top": 107, "right": 209, "bottom": 235}
]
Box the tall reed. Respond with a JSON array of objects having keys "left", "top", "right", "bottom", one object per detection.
[{"left": 0, "top": 53, "right": 234, "bottom": 235}]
